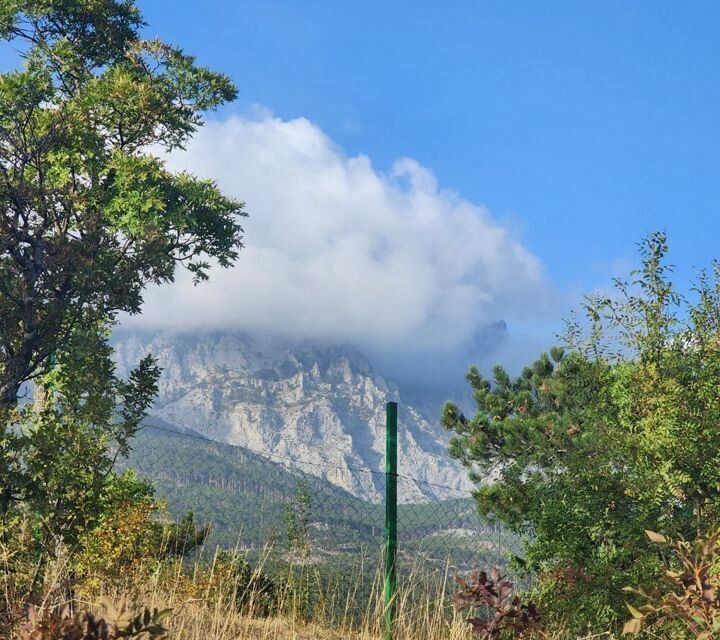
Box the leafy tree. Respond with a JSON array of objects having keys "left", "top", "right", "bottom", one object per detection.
[
  {"left": 0, "top": 0, "right": 245, "bottom": 411},
  {"left": 155, "top": 511, "right": 209, "bottom": 558},
  {"left": 0, "top": 0, "right": 246, "bottom": 610},
  {"left": 442, "top": 233, "right": 720, "bottom": 633},
  {"left": 13, "top": 327, "right": 159, "bottom": 541},
  {"left": 283, "top": 480, "right": 312, "bottom": 558}
]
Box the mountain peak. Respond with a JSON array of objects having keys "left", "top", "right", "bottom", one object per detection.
[{"left": 114, "top": 330, "right": 472, "bottom": 501}]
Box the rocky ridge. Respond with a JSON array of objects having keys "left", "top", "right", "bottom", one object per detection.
[{"left": 113, "top": 331, "right": 474, "bottom": 502}]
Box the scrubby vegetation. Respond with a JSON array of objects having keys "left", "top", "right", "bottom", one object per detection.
[
  {"left": 453, "top": 568, "right": 542, "bottom": 639},
  {"left": 443, "top": 233, "right": 720, "bottom": 637},
  {"left": 5, "top": 531, "right": 474, "bottom": 640},
  {"left": 18, "top": 598, "right": 171, "bottom": 640}
]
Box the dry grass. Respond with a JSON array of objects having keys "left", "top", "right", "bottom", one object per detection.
[
  {"left": 133, "top": 554, "right": 471, "bottom": 640},
  {"left": 8, "top": 545, "right": 621, "bottom": 639},
  {"left": 18, "top": 546, "right": 471, "bottom": 640}
]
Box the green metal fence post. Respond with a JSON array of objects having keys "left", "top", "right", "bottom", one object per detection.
[{"left": 384, "top": 401, "right": 398, "bottom": 640}]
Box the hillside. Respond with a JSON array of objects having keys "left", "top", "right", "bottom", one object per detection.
[
  {"left": 124, "top": 424, "right": 515, "bottom": 572},
  {"left": 114, "top": 330, "right": 473, "bottom": 501}
]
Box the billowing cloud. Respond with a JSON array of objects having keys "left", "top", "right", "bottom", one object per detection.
[{"left": 124, "top": 111, "right": 556, "bottom": 376}]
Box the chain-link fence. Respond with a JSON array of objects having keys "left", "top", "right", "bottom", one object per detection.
[{"left": 123, "top": 422, "right": 525, "bottom": 623}]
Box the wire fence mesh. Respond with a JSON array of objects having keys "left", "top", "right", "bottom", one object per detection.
[{"left": 122, "top": 423, "right": 526, "bottom": 622}]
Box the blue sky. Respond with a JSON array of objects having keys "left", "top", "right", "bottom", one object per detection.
[
  {"left": 139, "top": 0, "right": 720, "bottom": 291},
  {"left": 3, "top": 2, "right": 720, "bottom": 378}
]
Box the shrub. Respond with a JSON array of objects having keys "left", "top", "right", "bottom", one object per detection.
[
  {"left": 72, "top": 474, "right": 158, "bottom": 597},
  {"left": 623, "top": 529, "right": 720, "bottom": 638},
  {"left": 1, "top": 515, "right": 40, "bottom": 633},
  {"left": 73, "top": 471, "right": 209, "bottom": 599},
  {"left": 443, "top": 234, "right": 720, "bottom": 633},
  {"left": 210, "top": 551, "right": 277, "bottom": 616},
  {"left": 454, "top": 567, "right": 542, "bottom": 639},
  {"left": 152, "top": 512, "right": 210, "bottom": 560},
  {"left": 529, "top": 566, "right": 620, "bottom": 638},
  {"left": 17, "top": 596, "right": 170, "bottom": 640}
]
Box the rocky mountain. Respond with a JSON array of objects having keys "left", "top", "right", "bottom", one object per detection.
[{"left": 113, "top": 331, "right": 474, "bottom": 502}]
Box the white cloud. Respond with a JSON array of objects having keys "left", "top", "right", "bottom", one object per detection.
[{"left": 125, "top": 111, "right": 556, "bottom": 363}]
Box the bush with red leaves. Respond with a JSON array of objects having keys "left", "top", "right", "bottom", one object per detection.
[{"left": 454, "top": 568, "right": 542, "bottom": 639}]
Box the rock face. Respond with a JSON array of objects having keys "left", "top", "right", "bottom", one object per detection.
[{"left": 113, "top": 331, "right": 474, "bottom": 502}]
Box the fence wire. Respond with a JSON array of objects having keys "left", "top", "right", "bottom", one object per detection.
[{"left": 122, "top": 423, "right": 525, "bottom": 619}]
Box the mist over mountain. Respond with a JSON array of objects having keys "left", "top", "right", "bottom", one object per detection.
[
  {"left": 121, "top": 112, "right": 558, "bottom": 376},
  {"left": 116, "top": 112, "right": 561, "bottom": 428},
  {"left": 114, "top": 330, "right": 479, "bottom": 502},
  {"left": 364, "top": 319, "right": 510, "bottom": 416}
]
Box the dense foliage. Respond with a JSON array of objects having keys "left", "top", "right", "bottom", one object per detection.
[
  {"left": 443, "top": 233, "right": 720, "bottom": 633},
  {"left": 0, "top": 0, "right": 246, "bottom": 626},
  {"left": 623, "top": 529, "right": 720, "bottom": 638},
  {"left": 0, "top": 0, "right": 245, "bottom": 409},
  {"left": 0, "top": 0, "right": 245, "bottom": 522}
]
